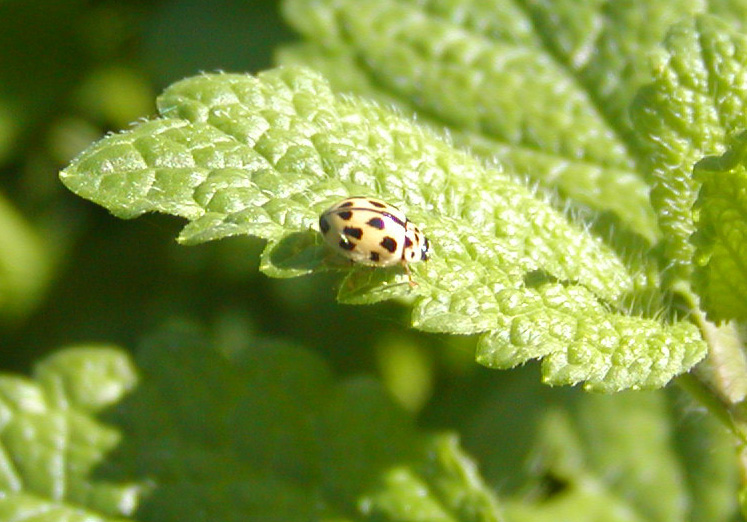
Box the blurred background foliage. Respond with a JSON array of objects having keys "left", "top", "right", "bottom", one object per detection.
[{"left": 0, "top": 1, "right": 731, "bottom": 508}]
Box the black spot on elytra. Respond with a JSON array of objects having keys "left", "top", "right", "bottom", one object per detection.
[
  {"left": 343, "top": 227, "right": 363, "bottom": 239},
  {"left": 339, "top": 238, "right": 355, "bottom": 251},
  {"left": 339, "top": 201, "right": 354, "bottom": 208},
  {"left": 404, "top": 236, "right": 413, "bottom": 248},
  {"left": 319, "top": 216, "right": 330, "bottom": 234},
  {"left": 380, "top": 236, "right": 397, "bottom": 253},
  {"left": 370, "top": 252, "right": 380, "bottom": 262},
  {"left": 369, "top": 200, "right": 386, "bottom": 208},
  {"left": 338, "top": 211, "right": 353, "bottom": 221},
  {"left": 367, "top": 217, "right": 385, "bottom": 230}
]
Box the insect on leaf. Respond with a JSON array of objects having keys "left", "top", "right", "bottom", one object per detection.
[{"left": 60, "top": 67, "right": 706, "bottom": 391}]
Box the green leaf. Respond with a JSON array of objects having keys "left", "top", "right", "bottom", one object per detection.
[
  {"left": 98, "top": 323, "right": 503, "bottom": 521},
  {"left": 0, "top": 330, "right": 737, "bottom": 521},
  {"left": 0, "top": 345, "right": 140, "bottom": 521},
  {"left": 0, "top": 327, "right": 500, "bottom": 521},
  {"left": 60, "top": 66, "right": 706, "bottom": 391},
  {"left": 459, "top": 366, "right": 740, "bottom": 522},
  {"left": 279, "top": 0, "right": 728, "bottom": 241},
  {"left": 632, "top": 15, "right": 747, "bottom": 281},
  {"left": 670, "top": 386, "right": 741, "bottom": 522},
  {"left": 280, "top": 2, "right": 747, "bottom": 288},
  {"left": 500, "top": 389, "right": 739, "bottom": 522},
  {"left": 360, "top": 434, "right": 501, "bottom": 522},
  {"left": 547, "top": 392, "right": 688, "bottom": 522},
  {"left": 691, "top": 131, "right": 747, "bottom": 322}
]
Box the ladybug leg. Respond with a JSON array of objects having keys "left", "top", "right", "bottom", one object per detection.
[{"left": 402, "top": 262, "right": 418, "bottom": 287}]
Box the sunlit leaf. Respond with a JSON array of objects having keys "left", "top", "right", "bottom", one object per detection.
[{"left": 61, "top": 67, "right": 707, "bottom": 391}]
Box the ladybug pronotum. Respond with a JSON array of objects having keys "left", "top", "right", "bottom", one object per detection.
[{"left": 319, "top": 197, "right": 430, "bottom": 284}]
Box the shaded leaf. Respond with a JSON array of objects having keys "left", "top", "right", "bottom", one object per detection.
[
  {"left": 360, "top": 434, "right": 501, "bottom": 522},
  {"left": 0, "top": 346, "right": 140, "bottom": 521},
  {"left": 103, "top": 323, "right": 501, "bottom": 521},
  {"left": 0, "top": 331, "right": 736, "bottom": 521},
  {"left": 501, "top": 389, "right": 739, "bottom": 522}
]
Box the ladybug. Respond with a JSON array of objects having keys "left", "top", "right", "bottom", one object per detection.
[{"left": 319, "top": 197, "right": 430, "bottom": 284}]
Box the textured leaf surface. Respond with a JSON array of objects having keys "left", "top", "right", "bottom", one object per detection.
[
  {"left": 0, "top": 346, "right": 140, "bottom": 521},
  {"left": 281, "top": 2, "right": 747, "bottom": 286},
  {"left": 632, "top": 15, "right": 747, "bottom": 281},
  {"left": 60, "top": 67, "right": 706, "bottom": 391},
  {"left": 691, "top": 132, "right": 747, "bottom": 322},
  {"left": 279, "top": 0, "right": 741, "bottom": 240}
]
